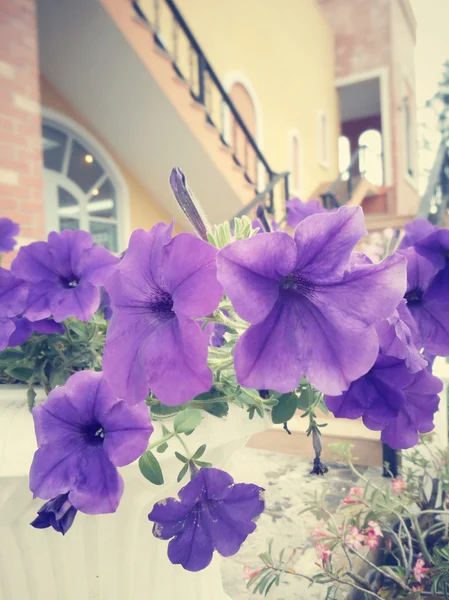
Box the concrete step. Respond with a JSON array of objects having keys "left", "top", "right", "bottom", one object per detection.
[{"left": 247, "top": 411, "right": 383, "bottom": 467}]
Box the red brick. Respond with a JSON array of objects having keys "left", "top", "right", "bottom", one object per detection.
[
  {"left": 0, "top": 196, "right": 19, "bottom": 211},
  {"left": 21, "top": 199, "right": 44, "bottom": 212},
  {"left": 2, "top": 209, "right": 33, "bottom": 224}
]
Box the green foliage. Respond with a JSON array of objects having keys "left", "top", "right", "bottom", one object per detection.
[
  {"left": 271, "top": 393, "right": 298, "bottom": 424},
  {"left": 0, "top": 317, "right": 106, "bottom": 408},
  {"left": 139, "top": 450, "right": 164, "bottom": 485},
  {"left": 173, "top": 409, "right": 202, "bottom": 434},
  {"left": 206, "top": 215, "right": 258, "bottom": 248}
]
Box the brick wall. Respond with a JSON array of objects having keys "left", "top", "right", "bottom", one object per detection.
[{"left": 0, "top": 0, "right": 44, "bottom": 260}]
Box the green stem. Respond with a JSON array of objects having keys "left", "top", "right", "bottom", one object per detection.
[
  {"left": 175, "top": 433, "right": 192, "bottom": 460},
  {"left": 146, "top": 432, "right": 175, "bottom": 451},
  {"left": 410, "top": 515, "right": 433, "bottom": 565}
]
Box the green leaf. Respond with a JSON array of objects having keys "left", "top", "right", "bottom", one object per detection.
[
  {"left": 202, "top": 401, "right": 229, "bottom": 418},
  {"left": 27, "top": 387, "right": 36, "bottom": 411},
  {"left": 156, "top": 442, "right": 168, "bottom": 453},
  {"left": 175, "top": 451, "right": 188, "bottom": 463},
  {"left": 173, "top": 409, "right": 202, "bottom": 434},
  {"left": 194, "top": 460, "right": 212, "bottom": 468},
  {"left": 4, "top": 366, "right": 33, "bottom": 382},
  {"left": 177, "top": 463, "right": 189, "bottom": 482},
  {"left": 151, "top": 402, "right": 185, "bottom": 419},
  {"left": 161, "top": 424, "right": 171, "bottom": 436},
  {"left": 49, "top": 369, "right": 71, "bottom": 389},
  {"left": 0, "top": 348, "right": 25, "bottom": 362},
  {"left": 192, "top": 444, "right": 206, "bottom": 460},
  {"left": 296, "top": 388, "right": 311, "bottom": 411},
  {"left": 271, "top": 393, "right": 298, "bottom": 424},
  {"left": 139, "top": 451, "right": 164, "bottom": 485}
]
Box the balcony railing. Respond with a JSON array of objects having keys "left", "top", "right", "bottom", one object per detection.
[{"left": 132, "top": 0, "right": 289, "bottom": 215}]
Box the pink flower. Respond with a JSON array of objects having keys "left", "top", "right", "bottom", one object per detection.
[
  {"left": 365, "top": 532, "right": 380, "bottom": 550},
  {"left": 343, "top": 487, "right": 365, "bottom": 504},
  {"left": 312, "top": 521, "right": 331, "bottom": 542},
  {"left": 345, "top": 526, "right": 365, "bottom": 550},
  {"left": 413, "top": 558, "right": 430, "bottom": 583},
  {"left": 392, "top": 478, "right": 407, "bottom": 494},
  {"left": 315, "top": 543, "right": 334, "bottom": 565},
  {"left": 386, "top": 537, "right": 392, "bottom": 550},
  {"left": 411, "top": 585, "right": 424, "bottom": 592},
  {"left": 367, "top": 520, "right": 383, "bottom": 537},
  {"left": 243, "top": 565, "right": 262, "bottom": 583}
]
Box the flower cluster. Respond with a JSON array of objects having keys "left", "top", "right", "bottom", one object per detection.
[{"left": 0, "top": 168, "right": 448, "bottom": 573}]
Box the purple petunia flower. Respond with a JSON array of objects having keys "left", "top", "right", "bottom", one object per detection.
[
  {"left": 30, "top": 370, "right": 153, "bottom": 516},
  {"left": 375, "top": 299, "right": 426, "bottom": 373},
  {"left": 401, "top": 247, "right": 449, "bottom": 356},
  {"left": 0, "top": 267, "right": 28, "bottom": 350},
  {"left": 148, "top": 467, "right": 265, "bottom": 572},
  {"left": 99, "top": 288, "right": 113, "bottom": 320},
  {"left": 0, "top": 217, "right": 20, "bottom": 253},
  {"left": 7, "top": 316, "right": 64, "bottom": 347},
  {"left": 204, "top": 309, "right": 229, "bottom": 348},
  {"left": 414, "top": 227, "right": 449, "bottom": 271},
  {"left": 103, "top": 223, "right": 223, "bottom": 405},
  {"left": 217, "top": 206, "right": 406, "bottom": 396},
  {"left": 286, "top": 197, "right": 327, "bottom": 228},
  {"left": 325, "top": 355, "right": 442, "bottom": 449},
  {"left": 399, "top": 218, "right": 436, "bottom": 250},
  {"left": 11, "top": 230, "right": 119, "bottom": 323},
  {"left": 31, "top": 492, "right": 77, "bottom": 535}
]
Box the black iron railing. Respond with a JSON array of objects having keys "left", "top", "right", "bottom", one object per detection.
[
  {"left": 417, "top": 138, "right": 449, "bottom": 226},
  {"left": 233, "top": 171, "right": 290, "bottom": 219},
  {"left": 321, "top": 144, "right": 383, "bottom": 209},
  {"left": 132, "top": 0, "right": 288, "bottom": 209}
]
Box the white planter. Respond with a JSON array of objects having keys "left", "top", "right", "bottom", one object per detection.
[{"left": 0, "top": 385, "right": 269, "bottom": 600}]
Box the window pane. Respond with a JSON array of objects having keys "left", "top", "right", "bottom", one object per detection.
[
  {"left": 88, "top": 178, "right": 116, "bottom": 219},
  {"left": 68, "top": 140, "right": 104, "bottom": 193},
  {"left": 89, "top": 221, "right": 118, "bottom": 252},
  {"left": 42, "top": 125, "right": 67, "bottom": 172},
  {"left": 57, "top": 187, "right": 80, "bottom": 219},
  {"left": 60, "top": 217, "right": 80, "bottom": 231}
]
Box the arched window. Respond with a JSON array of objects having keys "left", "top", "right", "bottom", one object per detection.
[
  {"left": 41, "top": 110, "right": 128, "bottom": 252},
  {"left": 338, "top": 135, "right": 351, "bottom": 181},
  {"left": 358, "top": 129, "right": 383, "bottom": 186},
  {"left": 289, "top": 131, "right": 302, "bottom": 195}
]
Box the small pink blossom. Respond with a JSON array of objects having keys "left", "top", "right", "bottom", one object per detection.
[
  {"left": 315, "top": 542, "right": 334, "bottom": 565},
  {"left": 392, "top": 478, "right": 407, "bottom": 494},
  {"left": 312, "top": 521, "right": 331, "bottom": 542},
  {"left": 365, "top": 532, "right": 380, "bottom": 550},
  {"left": 343, "top": 487, "right": 365, "bottom": 504},
  {"left": 345, "top": 526, "right": 365, "bottom": 550},
  {"left": 243, "top": 565, "right": 262, "bottom": 583},
  {"left": 367, "top": 520, "right": 383, "bottom": 537},
  {"left": 413, "top": 558, "right": 430, "bottom": 583},
  {"left": 411, "top": 585, "right": 424, "bottom": 592},
  {"left": 386, "top": 537, "right": 392, "bottom": 550}
]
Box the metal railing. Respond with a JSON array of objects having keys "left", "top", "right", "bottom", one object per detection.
[
  {"left": 417, "top": 138, "right": 449, "bottom": 226},
  {"left": 233, "top": 171, "right": 290, "bottom": 219},
  {"left": 132, "top": 0, "right": 289, "bottom": 208}
]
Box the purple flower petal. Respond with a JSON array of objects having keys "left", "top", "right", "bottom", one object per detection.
[
  {"left": 30, "top": 371, "right": 152, "bottom": 516},
  {"left": 31, "top": 492, "right": 77, "bottom": 535},
  {"left": 399, "top": 219, "right": 436, "bottom": 250},
  {"left": 104, "top": 223, "right": 222, "bottom": 405},
  {"left": 293, "top": 206, "right": 367, "bottom": 283},
  {"left": 0, "top": 217, "right": 20, "bottom": 253},
  {"left": 12, "top": 230, "right": 118, "bottom": 323},
  {"left": 32, "top": 318, "right": 65, "bottom": 336},
  {"left": 0, "top": 317, "right": 16, "bottom": 351},
  {"left": 0, "top": 267, "right": 28, "bottom": 317},
  {"left": 161, "top": 233, "right": 222, "bottom": 318},
  {"left": 326, "top": 355, "right": 442, "bottom": 450},
  {"left": 149, "top": 468, "right": 264, "bottom": 572},
  {"left": 415, "top": 228, "right": 449, "bottom": 270},
  {"left": 217, "top": 232, "right": 297, "bottom": 324},
  {"left": 138, "top": 316, "right": 212, "bottom": 405},
  {"left": 7, "top": 316, "right": 33, "bottom": 346},
  {"left": 67, "top": 448, "right": 124, "bottom": 514},
  {"left": 286, "top": 198, "right": 326, "bottom": 228}
]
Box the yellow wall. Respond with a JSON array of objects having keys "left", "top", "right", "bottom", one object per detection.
[
  {"left": 39, "top": 77, "right": 178, "bottom": 236},
  {"left": 162, "top": 0, "right": 340, "bottom": 199}
]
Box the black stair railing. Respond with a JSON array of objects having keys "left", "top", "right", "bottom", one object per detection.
[
  {"left": 321, "top": 144, "right": 383, "bottom": 209},
  {"left": 233, "top": 171, "right": 290, "bottom": 220},
  {"left": 131, "top": 0, "right": 288, "bottom": 212},
  {"left": 417, "top": 137, "right": 449, "bottom": 226}
]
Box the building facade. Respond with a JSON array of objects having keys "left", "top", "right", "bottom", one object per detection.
[{"left": 0, "top": 0, "right": 419, "bottom": 258}]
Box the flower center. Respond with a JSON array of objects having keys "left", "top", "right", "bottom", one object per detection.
[
  {"left": 280, "top": 272, "right": 315, "bottom": 297},
  {"left": 404, "top": 288, "right": 423, "bottom": 305},
  {"left": 149, "top": 290, "right": 174, "bottom": 317},
  {"left": 81, "top": 422, "right": 105, "bottom": 446},
  {"left": 60, "top": 276, "right": 79, "bottom": 289}
]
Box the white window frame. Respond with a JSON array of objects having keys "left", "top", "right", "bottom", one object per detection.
[
  {"left": 41, "top": 107, "right": 130, "bottom": 252},
  {"left": 318, "top": 110, "right": 330, "bottom": 168},
  {"left": 288, "top": 130, "right": 303, "bottom": 197}
]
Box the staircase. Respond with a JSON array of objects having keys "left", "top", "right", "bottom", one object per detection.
[{"left": 131, "top": 0, "right": 290, "bottom": 220}]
